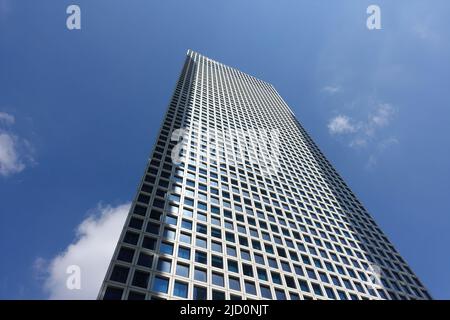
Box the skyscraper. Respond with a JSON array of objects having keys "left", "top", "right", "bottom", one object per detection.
[{"left": 98, "top": 50, "right": 430, "bottom": 300}]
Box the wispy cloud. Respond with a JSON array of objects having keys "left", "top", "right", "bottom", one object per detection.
[
  {"left": 0, "top": 111, "right": 34, "bottom": 177},
  {"left": 328, "top": 103, "right": 395, "bottom": 147},
  {"left": 0, "top": 133, "right": 25, "bottom": 176},
  {"left": 322, "top": 85, "right": 341, "bottom": 95},
  {"left": 328, "top": 115, "right": 356, "bottom": 134},
  {"left": 0, "top": 112, "right": 15, "bottom": 125},
  {"left": 363, "top": 103, "right": 395, "bottom": 139},
  {"left": 369, "top": 103, "right": 394, "bottom": 127},
  {"left": 34, "top": 203, "right": 129, "bottom": 299},
  {"left": 365, "top": 137, "right": 399, "bottom": 169},
  {"left": 328, "top": 103, "right": 397, "bottom": 167}
]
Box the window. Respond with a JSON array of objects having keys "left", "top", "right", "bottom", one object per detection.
[
  {"left": 181, "top": 219, "right": 192, "bottom": 230},
  {"left": 176, "top": 263, "right": 189, "bottom": 278},
  {"left": 211, "top": 228, "right": 222, "bottom": 239},
  {"left": 268, "top": 258, "right": 278, "bottom": 268},
  {"left": 226, "top": 246, "right": 237, "bottom": 256},
  {"left": 110, "top": 265, "right": 129, "bottom": 283},
  {"left": 307, "top": 268, "right": 317, "bottom": 280},
  {"left": 254, "top": 254, "right": 265, "bottom": 265},
  {"left": 225, "top": 232, "right": 235, "bottom": 243},
  {"left": 183, "top": 208, "right": 193, "bottom": 218},
  {"left": 343, "top": 279, "right": 353, "bottom": 290},
  {"left": 244, "top": 281, "right": 257, "bottom": 295},
  {"left": 123, "top": 231, "right": 139, "bottom": 245},
  {"left": 146, "top": 222, "right": 160, "bottom": 234},
  {"left": 294, "top": 265, "right": 304, "bottom": 276},
  {"left": 275, "top": 289, "right": 286, "bottom": 300},
  {"left": 195, "top": 251, "right": 207, "bottom": 264},
  {"left": 117, "top": 247, "right": 134, "bottom": 263},
  {"left": 257, "top": 268, "right": 268, "bottom": 281},
  {"left": 290, "top": 292, "right": 300, "bottom": 300},
  {"left": 168, "top": 204, "right": 179, "bottom": 214},
  {"left": 260, "top": 285, "right": 272, "bottom": 299},
  {"left": 138, "top": 193, "right": 150, "bottom": 204},
  {"left": 178, "top": 246, "right": 190, "bottom": 260},
  {"left": 198, "top": 202, "right": 207, "bottom": 211},
  {"left": 180, "top": 233, "right": 191, "bottom": 244},
  {"left": 152, "top": 276, "right": 169, "bottom": 294},
  {"left": 211, "top": 255, "right": 223, "bottom": 269},
  {"left": 173, "top": 281, "right": 188, "bottom": 298},
  {"left": 271, "top": 272, "right": 282, "bottom": 285},
  {"left": 169, "top": 193, "right": 180, "bottom": 203},
  {"left": 228, "top": 260, "right": 238, "bottom": 273},
  {"left": 229, "top": 277, "right": 241, "bottom": 291},
  {"left": 312, "top": 283, "right": 323, "bottom": 296},
  {"left": 285, "top": 276, "right": 296, "bottom": 289},
  {"left": 184, "top": 198, "right": 194, "bottom": 207},
  {"left": 129, "top": 217, "right": 143, "bottom": 230},
  {"left": 194, "top": 268, "right": 207, "bottom": 282},
  {"left": 281, "top": 262, "right": 291, "bottom": 272},
  {"left": 103, "top": 286, "right": 123, "bottom": 300},
  {"left": 163, "top": 228, "right": 175, "bottom": 240},
  {"left": 149, "top": 209, "right": 162, "bottom": 221},
  {"left": 165, "top": 215, "right": 177, "bottom": 225},
  {"left": 212, "top": 290, "right": 225, "bottom": 300},
  {"left": 153, "top": 198, "right": 165, "bottom": 209},
  {"left": 156, "top": 258, "right": 172, "bottom": 273},
  {"left": 241, "top": 250, "right": 251, "bottom": 261},
  {"left": 142, "top": 236, "right": 156, "bottom": 250},
  {"left": 160, "top": 242, "right": 173, "bottom": 255},
  {"left": 325, "top": 287, "right": 336, "bottom": 299},
  {"left": 137, "top": 252, "right": 153, "bottom": 268},
  {"left": 338, "top": 291, "right": 348, "bottom": 300},
  {"left": 197, "top": 223, "right": 207, "bottom": 234},
  {"left": 193, "top": 286, "right": 207, "bottom": 300},
  {"left": 132, "top": 270, "right": 149, "bottom": 288},
  {"left": 212, "top": 273, "right": 224, "bottom": 287},
  {"left": 196, "top": 237, "right": 207, "bottom": 248},
  {"left": 128, "top": 291, "right": 146, "bottom": 300},
  {"left": 211, "top": 217, "right": 221, "bottom": 225},
  {"left": 299, "top": 279, "right": 310, "bottom": 292},
  {"left": 242, "top": 264, "right": 253, "bottom": 277},
  {"left": 133, "top": 204, "right": 147, "bottom": 216},
  {"left": 212, "top": 242, "right": 222, "bottom": 253},
  {"left": 197, "top": 212, "right": 207, "bottom": 221}
]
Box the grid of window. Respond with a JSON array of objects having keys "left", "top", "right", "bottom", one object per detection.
[{"left": 99, "top": 50, "right": 430, "bottom": 300}]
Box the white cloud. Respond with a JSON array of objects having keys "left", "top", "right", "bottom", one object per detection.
[
  {"left": 0, "top": 133, "right": 25, "bottom": 176},
  {"left": 0, "top": 112, "right": 15, "bottom": 125},
  {"left": 328, "top": 103, "right": 398, "bottom": 167},
  {"left": 35, "top": 203, "right": 130, "bottom": 300},
  {"left": 361, "top": 104, "right": 395, "bottom": 138},
  {"left": 0, "top": 111, "right": 34, "bottom": 176},
  {"left": 328, "top": 103, "right": 396, "bottom": 142},
  {"left": 327, "top": 115, "right": 356, "bottom": 134},
  {"left": 322, "top": 85, "right": 341, "bottom": 94},
  {"left": 369, "top": 103, "right": 394, "bottom": 128}
]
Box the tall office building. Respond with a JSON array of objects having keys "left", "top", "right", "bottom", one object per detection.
[{"left": 98, "top": 50, "right": 430, "bottom": 300}]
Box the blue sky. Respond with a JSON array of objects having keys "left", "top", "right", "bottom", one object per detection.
[{"left": 1, "top": 0, "right": 449, "bottom": 299}]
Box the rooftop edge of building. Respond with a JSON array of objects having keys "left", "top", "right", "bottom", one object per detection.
[{"left": 186, "top": 49, "right": 276, "bottom": 90}]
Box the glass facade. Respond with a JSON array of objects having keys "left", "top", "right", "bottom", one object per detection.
[{"left": 98, "top": 50, "right": 430, "bottom": 300}]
